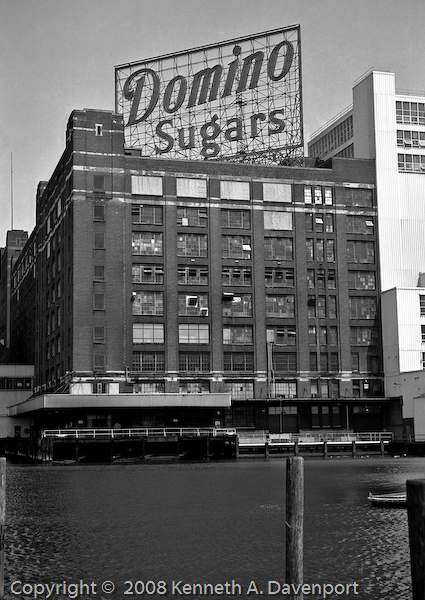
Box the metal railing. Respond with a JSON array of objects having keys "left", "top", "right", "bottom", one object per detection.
[
  {"left": 239, "top": 431, "right": 394, "bottom": 446},
  {"left": 42, "top": 427, "right": 237, "bottom": 439}
]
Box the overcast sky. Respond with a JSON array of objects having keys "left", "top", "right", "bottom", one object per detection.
[{"left": 1, "top": 0, "right": 424, "bottom": 245}]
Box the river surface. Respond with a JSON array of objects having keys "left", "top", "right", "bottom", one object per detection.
[{"left": 4, "top": 456, "right": 425, "bottom": 600}]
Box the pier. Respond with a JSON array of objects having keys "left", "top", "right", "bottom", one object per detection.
[{"left": 1, "top": 428, "right": 401, "bottom": 462}]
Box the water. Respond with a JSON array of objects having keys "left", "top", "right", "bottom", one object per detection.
[{"left": 4, "top": 456, "right": 425, "bottom": 599}]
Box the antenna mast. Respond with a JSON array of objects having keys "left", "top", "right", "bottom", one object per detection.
[{"left": 10, "top": 153, "right": 14, "bottom": 230}]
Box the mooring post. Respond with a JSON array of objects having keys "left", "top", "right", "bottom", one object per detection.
[
  {"left": 406, "top": 479, "right": 425, "bottom": 600},
  {"left": 351, "top": 440, "right": 356, "bottom": 458},
  {"left": 264, "top": 441, "right": 269, "bottom": 458},
  {"left": 380, "top": 439, "right": 385, "bottom": 457},
  {"left": 323, "top": 440, "right": 328, "bottom": 459},
  {"left": 286, "top": 456, "right": 304, "bottom": 599},
  {"left": 0, "top": 457, "right": 5, "bottom": 600}
]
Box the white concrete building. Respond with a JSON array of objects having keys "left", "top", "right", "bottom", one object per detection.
[{"left": 309, "top": 69, "right": 425, "bottom": 438}]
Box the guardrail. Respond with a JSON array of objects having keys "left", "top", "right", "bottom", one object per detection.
[
  {"left": 239, "top": 431, "right": 393, "bottom": 445},
  {"left": 42, "top": 427, "right": 237, "bottom": 439}
]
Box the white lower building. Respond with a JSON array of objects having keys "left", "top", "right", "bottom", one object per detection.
[{"left": 309, "top": 69, "right": 425, "bottom": 438}]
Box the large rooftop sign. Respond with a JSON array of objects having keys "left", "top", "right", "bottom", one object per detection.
[{"left": 115, "top": 25, "right": 302, "bottom": 164}]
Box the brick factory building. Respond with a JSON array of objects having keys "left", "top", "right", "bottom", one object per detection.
[{"left": 7, "top": 108, "right": 400, "bottom": 435}]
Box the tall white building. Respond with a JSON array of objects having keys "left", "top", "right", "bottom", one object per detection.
[{"left": 309, "top": 69, "right": 425, "bottom": 439}]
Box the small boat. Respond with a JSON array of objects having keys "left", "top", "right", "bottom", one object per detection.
[{"left": 368, "top": 492, "right": 406, "bottom": 507}]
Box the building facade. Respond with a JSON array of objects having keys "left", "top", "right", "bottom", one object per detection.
[
  {"left": 7, "top": 108, "right": 400, "bottom": 435},
  {"left": 309, "top": 69, "right": 425, "bottom": 438},
  {"left": 0, "top": 230, "right": 28, "bottom": 363}
]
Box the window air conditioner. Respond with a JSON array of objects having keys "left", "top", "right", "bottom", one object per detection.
[
  {"left": 200, "top": 307, "right": 209, "bottom": 317},
  {"left": 186, "top": 296, "right": 198, "bottom": 307},
  {"left": 181, "top": 218, "right": 189, "bottom": 226}
]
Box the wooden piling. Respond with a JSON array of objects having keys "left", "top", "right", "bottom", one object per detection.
[
  {"left": 351, "top": 440, "right": 356, "bottom": 457},
  {"left": 294, "top": 440, "right": 299, "bottom": 456},
  {"left": 0, "top": 457, "right": 5, "bottom": 600},
  {"left": 286, "top": 456, "right": 304, "bottom": 599},
  {"left": 407, "top": 479, "right": 425, "bottom": 600},
  {"left": 264, "top": 441, "right": 269, "bottom": 458},
  {"left": 380, "top": 439, "right": 385, "bottom": 457},
  {"left": 323, "top": 441, "right": 328, "bottom": 459}
]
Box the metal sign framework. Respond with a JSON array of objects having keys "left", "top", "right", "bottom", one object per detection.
[{"left": 115, "top": 25, "right": 303, "bottom": 165}]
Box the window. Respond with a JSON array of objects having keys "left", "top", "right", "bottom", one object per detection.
[
  {"left": 265, "top": 268, "right": 294, "bottom": 288},
  {"left": 422, "top": 325, "right": 425, "bottom": 344},
  {"left": 222, "top": 295, "right": 252, "bottom": 317},
  {"left": 223, "top": 381, "right": 254, "bottom": 400},
  {"left": 179, "top": 352, "right": 210, "bottom": 372},
  {"left": 132, "top": 351, "right": 165, "bottom": 372},
  {"left": 93, "top": 354, "right": 105, "bottom": 371},
  {"left": 94, "top": 265, "right": 105, "bottom": 281},
  {"left": 132, "top": 291, "right": 164, "bottom": 315},
  {"left": 330, "top": 353, "right": 339, "bottom": 371},
  {"left": 222, "top": 267, "right": 251, "bottom": 286},
  {"left": 223, "top": 353, "right": 254, "bottom": 372},
  {"left": 93, "top": 175, "right": 104, "bottom": 192},
  {"left": 93, "top": 326, "right": 105, "bottom": 343},
  {"left": 328, "top": 296, "right": 337, "bottom": 319},
  {"left": 326, "top": 240, "right": 335, "bottom": 262},
  {"left": 132, "top": 205, "right": 163, "bottom": 225},
  {"left": 305, "top": 213, "right": 313, "bottom": 232},
  {"left": 223, "top": 326, "right": 253, "bottom": 345},
  {"left": 273, "top": 353, "right": 296, "bottom": 372},
  {"left": 177, "top": 234, "right": 207, "bottom": 257},
  {"left": 350, "top": 327, "right": 379, "bottom": 346},
  {"left": 95, "top": 124, "right": 103, "bottom": 136},
  {"left": 221, "top": 236, "right": 251, "bottom": 259},
  {"left": 304, "top": 186, "right": 312, "bottom": 204},
  {"left": 310, "top": 353, "right": 318, "bottom": 371},
  {"left": 133, "top": 381, "right": 165, "bottom": 393},
  {"left": 344, "top": 187, "right": 374, "bottom": 207},
  {"left": 93, "top": 232, "right": 105, "bottom": 250},
  {"left": 307, "top": 269, "right": 315, "bottom": 289},
  {"left": 179, "top": 324, "right": 209, "bottom": 344},
  {"left": 320, "top": 353, "right": 328, "bottom": 371},
  {"left": 221, "top": 209, "right": 250, "bottom": 229},
  {"left": 306, "top": 239, "right": 314, "bottom": 261},
  {"left": 324, "top": 188, "right": 333, "bottom": 205},
  {"left": 264, "top": 237, "right": 293, "bottom": 261},
  {"left": 180, "top": 380, "right": 210, "bottom": 393},
  {"left": 93, "top": 204, "right": 105, "bottom": 221},
  {"left": 267, "top": 326, "right": 296, "bottom": 346},
  {"left": 317, "top": 296, "right": 326, "bottom": 318},
  {"left": 178, "top": 293, "right": 209, "bottom": 316},
  {"left": 273, "top": 382, "right": 297, "bottom": 398},
  {"left": 133, "top": 323, "right": 164, "bottom": 344},
  {"left": 308, "top": 325, "right": 317, "bottom": 345},
  {"left": 347, "top": 241, "right": 375, "bottom": 264},
  {"left": 348, "top": 271, "right": 375, "bottom": 290},
  {"left": 420, "top": 296, "right": 425, "bottom": 316},
  {"left": 318, "top": 326, "right": 327, "bottom": 345},
  {"left": 132, "top": 265, "right": 164, "bottom": 284},
  {"left": 178, "top": 266, "right": 208, "bottom": 285},
  {"left": 93, "top": 293, "right": 105, "bottom": 310},
  {"left": 314, "top": 186, "right": 323, "bottom": 204},
  {"left": 132, "top": 232, "right": 163, "bottom": 255},
  {"left": 329, "top": 326, "right": 338, "bottom": 345},
  {"left": 349, "top": 297, "right": 377, "bottom": 319},
  {"left": 265, "top": 295, "right": 295, "bottom": 317},
  {"left": 351, "top": 352, "right": 360, "bottom": 371},
  {"left": 347, "top": 216, "right": 374, "bottom": 235},
  {"left": 177, "top": 206, "right": 207, "bottom": 227},
  {"left": 307, "top": 297, "right": 316, "bottom": 318}
]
